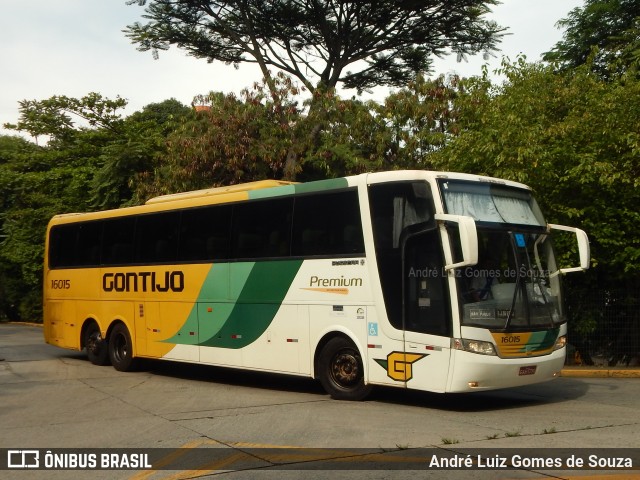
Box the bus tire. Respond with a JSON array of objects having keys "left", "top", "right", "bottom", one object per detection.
[
  {"left": 317, "top": 337, "right": 372, "bottom": 401},
  {"left": 108, "top": 323, "right": 137, "bottom": 372},
  {"left": 84, "top": 321, "right": 110, "bottom": 366}
]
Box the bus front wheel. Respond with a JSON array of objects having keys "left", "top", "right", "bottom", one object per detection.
[
  {"left": 317, "top": 337, "right": 372, "bottom": 401},
  {"left": 108, "top": 323, "right": 137, "bottom": 372}
]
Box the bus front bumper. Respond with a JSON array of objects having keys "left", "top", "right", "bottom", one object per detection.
[{"left": 446, "top": 347, "right": 566, "bottom": 392}]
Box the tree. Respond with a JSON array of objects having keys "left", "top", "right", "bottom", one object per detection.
[
  {"left": 431, "top": 58, "right": 640, "bottom": 292},
  {"left": 125, "top": 0, "right": 504, "bottom": 178},
  {"left": 0, "top": 135, "right": 96, "bottom": 320},
  {"left": 374, "top": 73, "right": 463, "bottom": 169},
  {"left": 133, "top": 79, "right": 300, "bottom": 199},
  {"left": 0, "top": 95, "right": 191, "bottom": 320},
  {"left": 543, "top": 0, "right": 640, "bottom": 78},
  {"left": 126, "top": 0, "right": 504, "bottom": 93},
  {"left": 92, "top": 98, "right": 192, "bottom": 209},
  {"left": 4, "top": 93, "right": 127, "bottom": 146},
  {"left": 426, "top": 58, "right": 640, "bottom": 358}
]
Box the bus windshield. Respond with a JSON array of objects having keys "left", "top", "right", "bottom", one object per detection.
[
  {"left": 457, "top": 229, "right": 563, "bottom": 330},
  {"left": 440, "top": 180, "right": 546, "bottom": 227},
  {"left": 440, "top": 180, "right": 563, "bottom": 331}
]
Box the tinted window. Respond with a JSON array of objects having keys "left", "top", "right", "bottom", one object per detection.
[
  {"left": 76, "top": 221, "right": 102, "bottom": 266},
  {"left": 292, "top": 190, "right": 364, "bottom": 257},
  {"left": 179, "top": 205, "right": 232, "bottom": 261},
  {"left": 232, "top": 198, "right": 293, "bottom": 259},
  {"left": 135, "top": 212, "right": 180, "bottom": 264},
  {"left": 49, "top": 221, "right": 102, "bottom": 268},
  {"left": 49, "top": 224, "right": 78, "bottom": 268},
  {"left": 101, "top": 217, "right": 136, "bottom": 265},
  {"left": 49, "top": 187, "right": 365, "bottom": 268},
  {"left": 369, "top": 181, "right": 438, "bottom": 330},
  {"left": 370, "top": 181, "right": 433, "bottom": 251}
]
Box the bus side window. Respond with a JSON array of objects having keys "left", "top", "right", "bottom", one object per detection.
[
  {"left": 404, "top": 231, "right": 451, "bottom": 336},
  {"left": 101, "top": 217, "right": 135, "bottom": 266},
  {"left": 135, "top": 212, "right": 180, "bottom": 264},
  {"left": 292, "top": 190, "right": 364, "bottom": 257},
  {"left": 49, "top": 224, "right": 78, "bottom": 269},
  {"left": 178, "top": 205, "right": 232, "bottom": 262},
  {"left": 231, "top": 197, "right": 293, "bottom": 259},
  {"left": 77, "top": 222, "right": 102, "bottom": 266},
  {"left": 369, "top": 181, "right": 440, "bottom": 331}
]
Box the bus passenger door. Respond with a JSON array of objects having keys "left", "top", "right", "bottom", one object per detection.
[{"left": 400, "top": 230, "right": 452, "bottom": 393}]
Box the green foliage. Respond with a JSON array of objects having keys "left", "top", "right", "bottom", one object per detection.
[
  {"left": 126, "top": 0, "right": 504, "bottom": 93},
  {"left": 132, "top": 75, "right": 395, "bottom": 197},
  {"left": 543, "top": 0, "right": 640, "bottom": 78},
  {"left": 92, "top": 99, "right": 192, "bottom": 209},
  {"left": 376, "top": 74, "right": 464, "bottom": 169},
  {"left": 134, "top": 78, "right": 300, "bottom": 199},
  {"left": 430, "top": 58, "right": 640, "bottom": 304},
  {"left": 4, "top": 93, "right": 127, "bottom": 145},
  {"left": 298, "top": 91, "right": 389, "bottom": 179},
  {"left": 126, "top": 0, "right": 504, "bottom": 178},
  {"left": 0, "top": 95, "right": 190, "bottom": 320}
]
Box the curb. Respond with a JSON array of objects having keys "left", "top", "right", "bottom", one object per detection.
[
  {"left": 560, "top": 368, "right": 640, "bottom": 378},
  {"left": 10, "top": 322, "right": 43, "bottom": 327}
]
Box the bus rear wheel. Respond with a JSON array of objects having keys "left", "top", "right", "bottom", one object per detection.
[
  {"left": 84, "top": 321, "right": 109, "bottom": 366},
  {"left": 317, "top": 337, "right": 372, "bottom": 401},
  {"left": 108, "top": 323, "right": 137, "bottom": 372}
]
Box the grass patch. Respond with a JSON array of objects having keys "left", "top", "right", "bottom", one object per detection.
[{"left": 441, "top": 438, "right": 460, "bottom": 445}]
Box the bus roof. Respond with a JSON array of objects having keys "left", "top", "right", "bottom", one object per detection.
[
  {"left": 47, "top": 171, "right": 532, "bottom": 225},
  {"left": 145, "top": 180, "right": 298, "bottom": 205}
]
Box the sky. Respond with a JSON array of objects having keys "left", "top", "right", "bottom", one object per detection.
[{"left": 1, "top": 0, "right": 584, "bottom": 137}]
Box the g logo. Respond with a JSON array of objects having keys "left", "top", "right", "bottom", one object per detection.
[{"left": 375, "top": 352, "right": 427, "bottom": 382}]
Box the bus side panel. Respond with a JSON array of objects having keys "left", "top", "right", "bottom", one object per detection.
[
  {"left": 43, "top": 300, "right": 78, "bottom": 350},
  {"left": 402, "top": 331, "right": 452, "bottom": 393},
  {"left": 45, "top": 267, "right": 100, "bottom": 350},
  {"left": 241, "top": 305, "right": 306, "bottom": 374},
  {"left": 147, "top": 301, "right": 199, "bottom": 361},
  {"left": 363, "top": 308, "right": 406, "bottom": 388}
]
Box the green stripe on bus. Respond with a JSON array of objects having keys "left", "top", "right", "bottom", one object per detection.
[
  {"left": 162, "top": 262, "right": 247, "bottom": 345},
  {"left": 294, "top": 177, "right": 348, "bottom": 194},
  {"left": 163, "top": 260, "right": 302, "bottom": 348},
  {"left": 521, "top": 328, "right": 559, "bottom": 353},
  {"left": 198, "top": 259, "right": 303, "bottom": 348},
  {"left": 248, "top": 184, "right": 296, "bottom": 199},
  {"left": 246, "top": 177, "right": 349, "bottom": 200}
]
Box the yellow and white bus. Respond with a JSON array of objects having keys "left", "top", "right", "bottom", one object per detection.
[{"left": 44, "top": 170, "right": 589, "bottom": 400}]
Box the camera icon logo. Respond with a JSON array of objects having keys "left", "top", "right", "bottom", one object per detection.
[{"left": 7, "top": 450, "right": 40, "bottom": 469}]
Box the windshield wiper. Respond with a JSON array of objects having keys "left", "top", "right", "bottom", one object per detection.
[{"left": 504, "top": 233, "right": 527, "bottom": 330}]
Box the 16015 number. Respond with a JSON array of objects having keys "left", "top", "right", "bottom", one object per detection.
[{"left": 51, "top": 279, "right": 71, "bottom": 289}]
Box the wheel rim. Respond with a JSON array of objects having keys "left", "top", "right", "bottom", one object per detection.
[
  {"left": 86, "top": 330, "right": 102, "bottom": 355},
  {"left": 112, "top": 333, "right": 128, "bottom": 363},
  {"left": 330, "top": 349, "right": 360, "bottom": 389}
]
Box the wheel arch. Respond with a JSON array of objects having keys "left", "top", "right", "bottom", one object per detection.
[
  {"left": 312, "top": 329, "right": 367, "bottom": 381},
  {"left": 105, "top": 318, "right": 137, "bottom": 357},
  {"left": 80, "top": 317, "right": 101, "bottom": 350}
]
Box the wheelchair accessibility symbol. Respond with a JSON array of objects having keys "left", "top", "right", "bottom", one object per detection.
[{"left": 368, "top": 322, "right": 378, "bottom": 336}]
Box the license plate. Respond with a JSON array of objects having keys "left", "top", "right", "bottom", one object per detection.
[{"left": 519, "top": 366, "right": 537, "bottom": 376}]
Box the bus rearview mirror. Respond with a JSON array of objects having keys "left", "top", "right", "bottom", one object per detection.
[
  {"left": 548, "top": 224, "right": 591, "bottom": 274},
  {"left": 434, "top": 214, "right": 478, "bottom": 271}
]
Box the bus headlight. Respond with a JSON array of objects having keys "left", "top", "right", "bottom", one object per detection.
[
  {"left": 451, "top": 338, "right": 497, "bottom": 356},
  {"left": 554, "top": 335, "right": 567, "bottom": 351}
]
